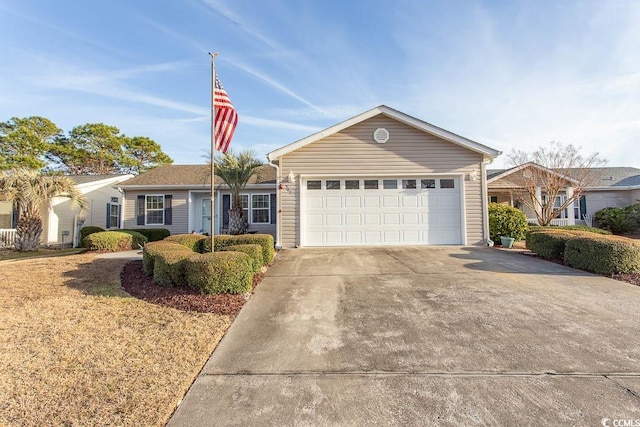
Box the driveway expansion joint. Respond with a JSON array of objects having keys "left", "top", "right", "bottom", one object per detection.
[
  {"left": 604, "top": 375, "right": 640, "bottom": 400},
  {"left": 202, "top": 371, "right": 640, "bottom": 378}
]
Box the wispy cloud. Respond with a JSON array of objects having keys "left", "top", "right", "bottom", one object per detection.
[{"left": 241, "top": 115, "right": 318, "bottom": 132}]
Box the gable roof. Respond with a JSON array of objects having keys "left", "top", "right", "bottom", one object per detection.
[
  {"left": 487, "top": 162, "right": 580, "bottom": 185},
  {"left": 487, "top": 165, "right": 640, "bottom": 189},
  {"left": 70, "top": 174, "right": 131, "bottom": 185},
  {"left": 118, "top": 164, "right": 276, "bottom": 188},
  {"left": 267, "top": 105, "right": 501, "bottom": 161}
]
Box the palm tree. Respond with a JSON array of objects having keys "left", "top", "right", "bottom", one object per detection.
[
  {"left": 0, "top": 168, "right": 87, "bottom": 251},
  {"left": 214, "top": 150, "right": 263, "bottom": 235}
]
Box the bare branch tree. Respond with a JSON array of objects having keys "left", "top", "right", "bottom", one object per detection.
[{"left": 507, "top": 142, "right": 606, "bottom": 226}]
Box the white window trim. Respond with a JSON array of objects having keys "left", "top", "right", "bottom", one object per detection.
[
  {"left": 109, "top": 204, "right": 119, "bottom": 229},
  {"left": 251, "top": 193, "right": 271, "bottom": 224},
  {"left": 145, "top": 194, "right": 165, "bottom": 225}
]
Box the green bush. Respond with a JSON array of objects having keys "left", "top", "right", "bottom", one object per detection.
[
  {"left": 488, "top": 203, "right": 528, "bottom": 242},
  {"left": 80, "top": 226, "right": 104, "bottom": 246},
  {"left": 564, "top": 235, "right": 640, "bottom": 274},
  {"left": 230, "top": 234, "right": 275, "bottom": 265},
  {"left": 526, "top": 229, "right": 585, "bottom": 260},
  {"left": 222, "top": 244, "right": 263, "bottom": 273},
  {"left": 595, "top": 205, "right": 640, "bottom": 234},
  {"left": 123, "top": 228, "right": 170, "bottom": 242},
  {"left": 118, "top": 230, "right": 149, "bottom": 249},
  {"left": 142, "top": 241, "right": 187, "bottom": 276},
  {"left": 528, "top": 225, "right": 611, "bottom": 235},
  {"left": 84, "top": 231, "right": 148, "bottom": 252},
  {"left": 200, "top": 235, "right": 236, "bottom": 253},
  {"left": 165, "top": 234, "right": 208, "bottom": 252},
  {"left": 153, "top": 248, "right": 193, "bottom": 286},
  {"left": 185, "top": 252, "right": 253, "bottom": 294}
]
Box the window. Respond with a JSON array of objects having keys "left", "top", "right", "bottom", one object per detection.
[
  {"left": 240, "top": 195, "right": 249, "bottom": 224},
  {"left": 326, "top": 180, "right": 341, "bottom": 190},
  {"left": 421, "top": 179, "right": 436, "bottom": 189},
  {"left": 440, "top": 179, "right": 455, "bottom": 189},
  {"left": 109, "top": 204, "right": 119, "bottom": 228},
  {"left": 345, "top": 180, "right": 359, "bottom": 190},
  {"left": 364, "top": 180, "right": 379, "bottom": 189},
  {"left": 490, "top": 196, "right": 498, "bottom": 203},
  {"left": 307, "top": 180, "right": 321, "bottom": 190},
  {"left": 251, "top": 194, "right": 270, "bottom": 223},
  {"left": 146, "top": 195, "right": 164, "bottom": 225},
  {"left": 381, "top": 179, "right": 396, "bottom": 189},
  {"left": 402, "top": 179, "right": 416, "bottom": 189}
]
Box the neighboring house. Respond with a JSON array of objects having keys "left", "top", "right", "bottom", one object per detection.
[
  {"left": 267, "top": 105, "right": 502, "bottom": 247},
  {"left": 117, "top": 165, "right": 277, "bottom": 237},
  {"left": 0, "top": 174, "right": 133, "bottom": 248},
  {"left": 487, "top": 164, "right": 640, "bottom": 225}
]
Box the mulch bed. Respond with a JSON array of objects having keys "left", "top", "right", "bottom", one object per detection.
[{"left": 120, "top": 260, "right": 264, "bottom": 315}]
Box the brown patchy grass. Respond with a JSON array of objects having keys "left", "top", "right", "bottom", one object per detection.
[{"left": 0, "top": 254, "right": 232, "bottom": 426}]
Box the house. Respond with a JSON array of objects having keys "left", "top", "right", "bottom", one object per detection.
[
  {"left": 0, "top": 174, "right": 133, "bottom": 248},
  {"left": 487, "top": 164, "right": 640, "bottom": 225},
  {"left": 267, "top": 105, "right": 501, "bottom": 247},
  {"left": 117, "top": 165, "right": 276, "bottom": 236}
]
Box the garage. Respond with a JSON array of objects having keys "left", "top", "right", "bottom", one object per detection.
[{"left": 302, "top": 176, "right": 463, "bottom": 246}]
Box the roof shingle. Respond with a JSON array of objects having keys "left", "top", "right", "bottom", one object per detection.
[{"left": 118, "top": 164, "right": 276, "bottom": 187}]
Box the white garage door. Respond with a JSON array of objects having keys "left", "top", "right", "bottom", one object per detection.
[{"left": 302, "top": 177, "right": 463, "bottom": 246}]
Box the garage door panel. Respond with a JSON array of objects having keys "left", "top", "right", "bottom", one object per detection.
[{"left": 304, "top": 177, "right": 462, "bottom": 246}]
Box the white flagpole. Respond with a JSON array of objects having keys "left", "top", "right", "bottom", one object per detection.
[{"left": 209, "top": 52, "right": 218, "bottom": 252}]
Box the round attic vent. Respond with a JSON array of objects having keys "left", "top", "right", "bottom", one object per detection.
[{"left": 373, "top": 128, "right": 389, "bottom": 144}]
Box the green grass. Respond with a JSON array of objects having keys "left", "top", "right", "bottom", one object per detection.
[{"left": 0, "top": 247, "right": 85, "bottom": 262}]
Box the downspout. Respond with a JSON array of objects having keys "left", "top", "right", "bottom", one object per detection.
[
  {"left": 267, "top": 154, "right": 282, "bottom": 249},
  {"left": 481, "top": 159, "right": 493, "bottom": 246}
]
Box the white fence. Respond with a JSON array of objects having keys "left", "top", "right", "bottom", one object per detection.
[
  {"left": 0, "top": 229, "right": 16, "bottom": 248},
  {"left": 527, "top": 218, "right": 570, "bottom": 226}
]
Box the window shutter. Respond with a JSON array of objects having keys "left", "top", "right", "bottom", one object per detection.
[
  {"left": 106, "top": 203, "right": 111, "bottom": 228},
  {"left": 164, "top": 195, "right": 172, "bottom": 225},
  {"left": 137, "top": 195, "right": 145, "bottom": 225},
  {"left": 579, "top": 195, "right": 587, "bottom": 218},
  {"left": 222, "top": 195, "right": 230, "bottom": 227},
  {"left": 118, "top": 205, "right": 122, "bottom": 229},
  {"left": 270, "top": 193, "right": 276, "bottom": 224}
]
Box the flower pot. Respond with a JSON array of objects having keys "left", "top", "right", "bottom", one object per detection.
[{"left": 500, "top": 236, "right": 515, "bottom": 249}]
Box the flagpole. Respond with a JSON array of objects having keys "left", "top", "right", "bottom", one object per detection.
[{"left": 209, "top": 52, "right": 218, "bottom": 252}]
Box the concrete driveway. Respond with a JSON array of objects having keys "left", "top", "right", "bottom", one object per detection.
[{"left": 169, "top": 247, "right": 640, "bottom": 426}]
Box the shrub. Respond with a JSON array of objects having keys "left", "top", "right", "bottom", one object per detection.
[
  {"left": 123, "top": 228, "right": 170, "bottom": 242},
  {"left": 80, "top": 226, "right": 104, "bottom": 246},
  {"left": 526, "top": 229, "right": 584, "bottom": 260},
  {"left": 84, "top": 231, "right": 148, "bottom": 252},
  {"left": 222, "top": 244, "right": 263, "bottom": 273},
  {"left": 165, "top": 234, "right": 208, "bottom": 252},
  {"left": 565, "top": 235, "right": 640, "bottom": 274},
  {"left": 199, "top": 235, "right": 233, "bottom": 253},
  {"left": 153, "top": 248, "right": 193, "bottom": 286},
  {"left": 488, "top": 203, "right": 528, "bottom": 242},
  {"left": 528, "top": 225, "right": 611, "bottom": 235},
  {"left": 185, "top": 252, "right": 253, "bottom": 294},
  {"left": 118, "top": 230, "right": 148, "bottom": 249},
  {"left": 230, "top": 234, "right": 275, "bottom": 264},
  {"left": 142, "top": 241, "right": 187, "bottom": 276},
  {"left": 595, "top": 205, "right": 639, "bottom": 234}
]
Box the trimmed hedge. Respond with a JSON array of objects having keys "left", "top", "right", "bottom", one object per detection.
[
  {"left": 142, "top": 241, "right": 188, "bottom": 276},
  {"left": 165, "top": 234, "right": 208, "bottom": 252},
  {"left": 489, "top": 203, "right": 528, "bottom": 241},
  {"left": 526, "top": 229, "right": 584, "bottom": 260},
  {"left": 123, "top": 228, "right": 170, "bottom": 242},
  {"left": 185, "top": 251, "right": 253, "bottom": 294},
  {"left": 200, "top": 235, "right": 235, "bottom": 253},
  {"left": 528, "top": 225, "right": 611, "bottom": 235},
  {"left": 230, "top": 234, "right": 275, "bottom": 265},
  {"left": 85, "top": 231, "right": 148, "bottom": 252},
  {"left": 80, "top": 226, "right": 104, "bottom": 246},
  {"left": 222, "top": 244, "right": 263, "bottom": 273},
  {"left": 564, "top": 235, "right": 640, "bottom": 274},
  {"left": 153, "top": 247, "right": 194, "bottom": 286}
]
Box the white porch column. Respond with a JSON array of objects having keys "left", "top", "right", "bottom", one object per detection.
[
  {"left": 535, "top": 186, "right": 542, "bottom": 220},
  {"left": 566, "top": 186, "right": 575, "bottom": 225}
]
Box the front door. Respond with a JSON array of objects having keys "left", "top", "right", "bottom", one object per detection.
[{"left": 202, "top": 198, "right": 211, "bottom": 234}]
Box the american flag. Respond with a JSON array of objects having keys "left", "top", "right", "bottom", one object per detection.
[{"left": 213, "top": 75, "right": 238, "bottom": 153}]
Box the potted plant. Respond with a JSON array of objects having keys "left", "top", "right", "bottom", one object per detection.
[{"left": 500, "top": 236, "right": 515, "bottom": 248}]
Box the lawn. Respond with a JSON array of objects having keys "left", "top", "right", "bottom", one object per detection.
[
  {"left": 0, "top": 253, "right": 232, "bottom": 426},
  {"left": 0, "top": 247, "right": 84, "bottom": 261}
]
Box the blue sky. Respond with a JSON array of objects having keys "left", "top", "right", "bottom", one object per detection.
[{"left": 1, "top": 0, "right": 638, "bottom": 168}]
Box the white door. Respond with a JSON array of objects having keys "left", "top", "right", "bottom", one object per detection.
[{"left": 302, "top": 177, "right": 462, "bottom": 246}]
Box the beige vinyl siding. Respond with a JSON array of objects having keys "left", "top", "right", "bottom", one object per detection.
[
  {"left": 278, "top": 114, "right": 484, "bottom": 247},
  {"left": 631, "top": 189, "right": 640, "bottom": 205},
  {"left": 123, "top": 190, "right": 189, "bottom": 235},
  {"left": 585, "top": 190, "right": 634, "bottom": 219}
]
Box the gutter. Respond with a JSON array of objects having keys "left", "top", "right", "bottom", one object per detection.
[
  {"left": 267, "top": 155, "right": 282, "bottom": 249},
  {"left": 481, "top": 159, "right": 493, "bottom": 246}
]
